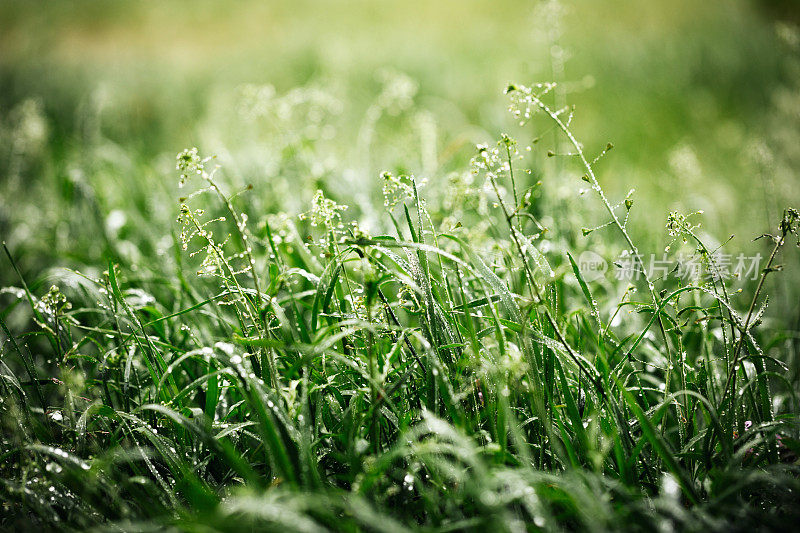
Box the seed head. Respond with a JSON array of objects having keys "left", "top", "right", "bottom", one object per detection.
[
  {"left": 176, "top": 147, "right": 204, "bottom": 187},
  {"left": 301, "top": 189, "right": 348, "bottom": 228}
]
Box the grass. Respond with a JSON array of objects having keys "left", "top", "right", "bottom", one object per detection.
[
  {"left": 1, "top": 77, "right": 800, "bottom": 531},
  {"left": 2, "top": 2, "right": 800, "bottom": 531}
]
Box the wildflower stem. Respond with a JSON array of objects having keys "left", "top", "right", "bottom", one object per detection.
[{"left": 719, "top": 219, "right": 787, "bottom": 412}]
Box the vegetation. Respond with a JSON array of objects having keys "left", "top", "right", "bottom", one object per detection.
[{"left": 1, "top": 1, "right": 799, "bottom": 531}]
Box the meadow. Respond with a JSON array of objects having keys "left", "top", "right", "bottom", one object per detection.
[{"left": 1, "top": 1, "right": 800, "bottom": 531}]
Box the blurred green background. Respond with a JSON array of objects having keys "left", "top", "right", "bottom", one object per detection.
[{"left": 1, "top": 0, "right": 799, "bottom": 320}]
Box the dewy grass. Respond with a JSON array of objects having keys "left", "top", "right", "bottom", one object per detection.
[{"left": 1, "top": 80, "right": 799, "bottom": 532}]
